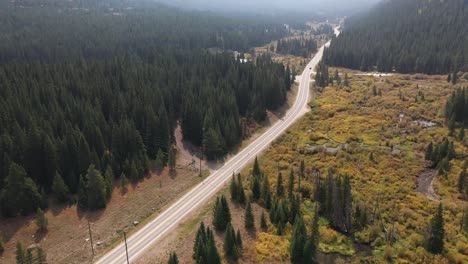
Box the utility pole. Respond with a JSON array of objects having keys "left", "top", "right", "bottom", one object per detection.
[
  {"left": 88, "top": 220, "right": 94, "bottom": 257},
  {"left": 124, "top": 232, "right": 130, "bottom": 264}
]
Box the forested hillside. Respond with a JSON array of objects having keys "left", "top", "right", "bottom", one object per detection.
[
  {"left": 0, "top": 0, "right": 287, "bottom": 62},
  {"left": 324, "top": 0, "right": 468, "bottom": 74},
  {"left": 0, "top": 0, "right": 292, "bottom": 215}
]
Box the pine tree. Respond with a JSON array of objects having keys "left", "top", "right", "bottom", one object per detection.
[
  {"left": 452, "top": 70, "right": 458, "bottom": 85},
  {"left": 237, "top": 174, "right": 246, "bottom": 205},
  {"left": 86, "top": 164, "right": 107, "bottom": 210},
  {"left": 120, "top": 173, "right": 128, "bottom": 189},
  {"left": 290, "top": 214, "right": 307, "bottom": 264},
  {"left": 1, "top": 163, "right": 41, "bottom": 216},
  {"left": 343, "top": 175, "right": 352, "bottom": 233},
  {"left": 288, "top": 168, "right": 295, "bottom": 198},
  {"left": 168, "top": 252, "right": 179, "bottom": 264},
  {"left": 449, "top": 115, "right": 456, "bottom": 136},
  {"left": 168, "top": 146, "right": 176, "bottom": 172},
  {"left": 37, "top": 247, "right": 47, "bottom": 264},
  {"left": 104, "top": 165, "right": 114, "bottom": 200},
  {"left": 276, "top": 172, "right": 284, "bottom": 197},
  {"left": 245, "top": 201, "right": 255, "bottom": 229},
  {"left": 77, "top": 175, "right": 88, "bottom": 209},
  {"left": 36, "top": 208, "right": 48, "bottom": 231},
  {"left": 155, "top": 149, "right": 165, "bottom": 169},
  {"left": 230, "top": 174, "right": 239, "bottom": 202},
  {"left": 25, "top": 249, "right": 32, "bottom": 264},
  {"left": 304, "top": 208, "right": 320, "bottom": 264},
  {"left": 425, "top": 142, "right": 433, "bottom": 161},
  {"left": 261, "top": 174, "right": 271, "bottom": 208},
  {"left": 193, "top": 223, "right": 221, "bottom": 264},
  {"left": 459, "top": 169, "right": 466, "bottom": 194},
  {"left": 427, "top": 203, "right": 445, "bottom": 254},
  {"left": 344, "top": 73, "right": 350, "bottom": 87},
  {"left": 223, "top": 223, "right": 239, "bottom": 261},
  {"left": 213, "top": 195, "right": 231, "bottom": 231},
  {"left": 447, "top": 73, "right": 451, "bottom": 83},
  {"left": 260, "top": 211, "right": 268, "bottom": 230},
  {"left": 0, "top": 231, "right": 3, "bottom": 254},
  {"left": 52, "top": 172, "right": 70, "bottom": 203},
  {"left": 236, "top": 229, "right": 243, "bottom": 249},
  {"left": 252, "top": 157, "right": 261, "bottom": 177},
  {"left": 251, "top": 175, "right": 261, "bottom": 201},
  {"left": 206, "top": 227, "right": 221, "bottom": 264},
  {"left": 16, "top": 241, "right": 24, "bottom": 264}
]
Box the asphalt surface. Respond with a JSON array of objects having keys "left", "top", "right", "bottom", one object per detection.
[{"left": 96, "top": 38, "right": 333, "bottom": 264}]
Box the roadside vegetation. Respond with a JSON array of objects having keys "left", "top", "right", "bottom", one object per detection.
[
  {"left": 172, "top": 68, "right": 468, "bottom": 263},
  {"left": 233, "top": 68, "right": 467, "bottom": 263}
]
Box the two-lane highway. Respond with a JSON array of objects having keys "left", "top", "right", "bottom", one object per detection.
[{"left": 97, "top": 37, "right": 334, "bottom": 264}]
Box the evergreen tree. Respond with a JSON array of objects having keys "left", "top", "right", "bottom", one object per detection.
[
  {"left": 343, "top": 73, "right": 350, "bottom": 87},
  {"left": 237, "top": 174, "right": 246, "bottom": 205},
  {"left": 37, "top": 247, "right": 47, "bottom": 264},
  {"left": 288, "top": 168, "right": 295, "bottom": 198},
  {"left": 261, "top": 174, "right": 271, "bottom": 208},
  {"left": 213, "top": 195, "right": 231, "bottom": 231},
  {"left": 0, "top": 163, "right": 41, "bottom": 216},
  {"left": 25, "top": 249, "right": 32, "bottom": 264},
  {"left": 276, "top": 172, "right": 284, "bottom": 197},
  {"left": 155, "top": 149, "right": 165, "bottom": 169},
  {"left": 77, "top": 175, "right": 88, "bottom": 209},
  {"left": 193, "top": 223, "right": 221, "bottom": 264},
  {"left": 251, "top": 175, "right": 261, "bottom": 201},
  {"left": 86, "top": 165, "right": 107, "bottom": 210},
  {"left": 120, "top": 173, "right": 129, "bottom": 189},
  {"left": 36, "top": 208, "right": 48, "bottom": 231},
  {"left": 427, "top": 203, "right": 445, "bottom": 254},
  {"left": 452, "top": 70, "right": 458, "bottom": 85},
  {"left": 236, "top": 229, "right": 243, "bottom": 249},
  {"left": 290, "top": 215, "right": 307, "bottom": 264},
  {"left": 223, "top": 223, "right": 239, "bottom": 261},
  {"left": 230, "top": 174, "right": 239, "bottom": 202},
  {"left": 260, "top": 211, "right": 268, "bottom": 230},
  {"left": 104, "top": 165, "right": 114, "bottom": 200},
  {"left": 16, "top": 242, "right": 24, "bottom": 264},
  {"left": 168, "top": 146, "right": 176, "bottom": 172},
  {"left": 245, "top": 201, "right": 255, "bottom": 230},
  {"left": 304, "top": 208, "right": 320, "bottom": 264},
  {"left": 168, "top": 252, "right": 179, "bottom": 264},
  {"left": 52, "top": 172, "right": 70, "bottom": 203},
  {"left": 252, "top": 157, "right": 261, "bottom": 177}
]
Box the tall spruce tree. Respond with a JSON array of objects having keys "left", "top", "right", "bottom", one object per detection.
[
  {"left": 276, "top": 172, "right": 284, "bottom": 197},
  {"left": 427, "top": 203, "right": 445, "bottom": 254},
  {"left": 223, "top": 223, "right": 240, "bottom": 261},
  {"left": 290, "top": 215, "right": 307, "bottom": 263},
  {"left": 245, "top": 201, "right": 255, "bottom": 230},
  {"left": 168, "top": 252, "right": 179, "bottom": 264}
]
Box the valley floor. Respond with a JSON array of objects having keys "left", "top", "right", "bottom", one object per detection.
[{"left": 147, "top": 69, "right": 468, "bottom": 263}]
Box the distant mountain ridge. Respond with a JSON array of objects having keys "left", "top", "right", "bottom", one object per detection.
[{"left": 324, "top": 0, "right": 468, "bottom": 74}]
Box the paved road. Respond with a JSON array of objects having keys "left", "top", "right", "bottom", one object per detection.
[{"left": 96, "top": 37, "right": 334, "bottom": 264}]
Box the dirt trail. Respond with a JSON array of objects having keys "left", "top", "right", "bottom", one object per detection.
[{"left": 416, "top": 169, "right": 439, "bottom": 202}]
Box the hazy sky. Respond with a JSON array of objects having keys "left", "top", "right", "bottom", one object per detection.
[{"left": 157, "top": 0, "right": 380, "bottom": 17}]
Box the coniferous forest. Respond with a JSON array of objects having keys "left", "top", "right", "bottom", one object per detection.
[
  {"left": 324, "top": 0, "right": 468, "bottom": 74},
  {"left": 0, "top": 0, "right": 292, "bottom": 215}
]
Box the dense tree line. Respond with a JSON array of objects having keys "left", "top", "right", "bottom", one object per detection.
[
  {"left": 324, "top": 0, "right": 468, "bottom": 74},
  {"left": 0, "top": 1, "right": 292, "bottom": 216},
  {"left": 276, "top": 38, "right": 317, "bottom": 58},
  {"left": 0, "top": 0, "right": 288, "bottom": 63}
]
